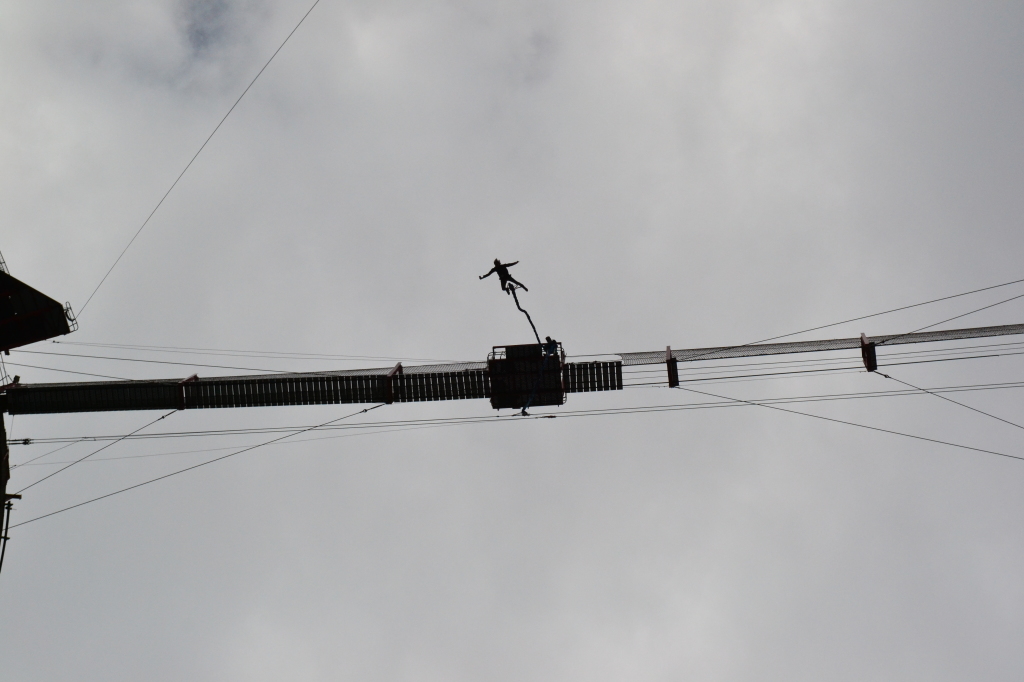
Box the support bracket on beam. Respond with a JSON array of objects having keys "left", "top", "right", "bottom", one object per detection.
[
  {"left": 666, "top": 346, "right": 679, "bottom": 387},
  {"left": 860, "top": 333, "right": 878, "bottom": 372},
  {"left": 178, "top": 374, "right": 199, "bottom": 410},
  {"left": 384, "top": 363, "right": 403, "bottom": 404}
]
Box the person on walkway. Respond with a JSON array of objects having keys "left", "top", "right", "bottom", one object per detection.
[
  {"left": 479, "top": 259, "right": 528, "bottom": 294},
  {"left": 544, "top": 336, "right": 558, "bottom": 356}
]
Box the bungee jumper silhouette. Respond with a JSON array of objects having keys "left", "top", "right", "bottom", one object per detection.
[
  {"left": 479, "top": 258, "right": 540, "bottom": 344},
  {"left": 479, "top": 259, "right": 527, "bottom": 295}
]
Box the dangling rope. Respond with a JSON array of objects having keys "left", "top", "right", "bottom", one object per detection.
[{"left": 509, "top": 286, "right": 541, "bottom": 345}]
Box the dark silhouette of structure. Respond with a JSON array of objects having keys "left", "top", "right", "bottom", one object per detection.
[
  {"left": 0, "top": 269, "right": 76, "bottom": 354},
  {"left": 479, "top": 259, "right": 527, "bottom": 294},
  {"left": 0, "top": 259, "right": 67, "bottom": 573}
]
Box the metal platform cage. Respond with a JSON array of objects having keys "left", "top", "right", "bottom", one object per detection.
[
  {"left": 0, "top": 251, "right": 8, "bottom": 275},
  {"left": 488, "top": 340, "right": 563, "bottom": 362},
  {"left": 487, "top": 342, "right": 566, "bottom": 410}
]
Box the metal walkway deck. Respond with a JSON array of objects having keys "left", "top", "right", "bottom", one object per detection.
[{"left": 3, "top": 322, "right": 1021, "bottom": 415}]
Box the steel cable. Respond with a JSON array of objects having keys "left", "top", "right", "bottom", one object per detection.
[
  {"left": 10, "top": 404, "right": 383, "bottom": 529},
  {"left": 78, "top": 0, "right": 324, "bottom": 315}
]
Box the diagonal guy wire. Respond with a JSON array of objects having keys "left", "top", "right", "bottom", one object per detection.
[
  {"left": 16, "top": 411, "right": 177, "bottom": 494},
  {"left": 11, "top": 404, "right": 384, "bottom": 529},
  {"left": 878, "top": 371, "right": 1024, "bottom": 433},
  {"left": 875, "top": 291, "right": 1024, "bottom": 347},
  {"left": 677, "top": 385, "right": 1024, "bottom": 464},
  {"left": 638, "top": 277, "right": 1024, "bottom": 365},
  {"left": 78, "top": 0, "right": 323, "bottom": 316},
  {"left": 10, "top": 441, "right": 79, "bottom": 471}
]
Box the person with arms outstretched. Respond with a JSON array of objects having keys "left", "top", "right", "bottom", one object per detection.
[{"left": 479, "top": 259, "right": 527, "bottom": 294}]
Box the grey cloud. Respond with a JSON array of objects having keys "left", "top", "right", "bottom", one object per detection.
[{"left": 182, "top": 0, "right": 235, "bottom": 56}]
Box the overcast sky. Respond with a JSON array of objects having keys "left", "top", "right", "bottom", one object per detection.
[{"left": 3, "top": 1, "right": 1024, "bottom": 680}]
